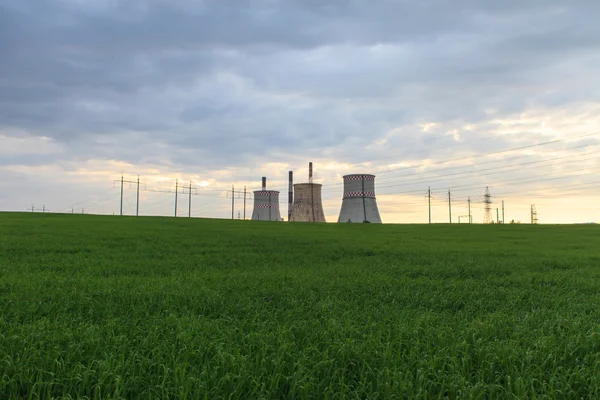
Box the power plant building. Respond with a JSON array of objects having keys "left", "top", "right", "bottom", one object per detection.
[
  {"left": 337, "top": 174, "right": 382, "bottom": 223},
  {"left": 251, "top": 177, "right": 281, "bottom": 221},
  {"left": 290, "top": 162, "right": 326, "bottom": 222}
]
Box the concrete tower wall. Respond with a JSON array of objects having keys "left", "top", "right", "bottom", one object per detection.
[
  {"left": 290, "top": 183, "right": 326, "bottom": 222},
  {"left": 251, "top": 190, "right": 282, "bottom": 221},
  {"left": 337, "top": 174, "right": 382, "bottom": 223}
]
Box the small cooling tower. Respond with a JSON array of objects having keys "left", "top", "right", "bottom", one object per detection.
[
  {"left": 290, "top": 162, "right": 326, "bottom": 222},
  {"left": 251, "top": 177, "right": 281, "bottom": 221},
  {"left": 337, "top": 174, "right": 382, "bottom": 223}
]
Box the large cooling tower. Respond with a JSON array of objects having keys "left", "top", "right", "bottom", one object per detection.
[
  {"left": 251, "top": 177, "right": 282, "bottom": 221},
  {"left": 337, "top": 174, "right": 382, "bottom": 223},
  {"left": 290, "top": 162, "right": 326, "bottom": 222}
]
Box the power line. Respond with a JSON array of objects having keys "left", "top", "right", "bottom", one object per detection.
[
  {"left": 372, "top": 131, "right": 600, "bottom": 175},
  {"left": 373, "top": 149, "right": 600, "bottom": 191}
]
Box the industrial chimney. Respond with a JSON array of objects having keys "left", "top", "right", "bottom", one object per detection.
[
  {"left": 337, "top": 174, "right": 382, "bottom": 223},
  {"left": 251, "top": 177, "right": 282, "bottom": 221},
  {"left": 288, "top": 171, "right": 293, "bottom": 222},
  {"left": 290, "top": 162, "right": 326, "bottom": 222}
]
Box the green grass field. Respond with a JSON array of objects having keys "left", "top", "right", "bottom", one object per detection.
[{"left": 1, "top": 213, "right": 599, "bottom": 399}]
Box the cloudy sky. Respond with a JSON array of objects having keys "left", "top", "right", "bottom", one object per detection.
[{"left": 1, "top": 0, "right": 599, "bottom": 223}]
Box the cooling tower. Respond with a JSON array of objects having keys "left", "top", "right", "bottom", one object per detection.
[
  {"left": 337, "top": 174, "right": 382, "bottom": 223},
  {"left": 251, "top": 177, "right": 282, "bottom": 221},
  {"left": 290, "top": 183, "right": 326, "bottom": 222},
  {"left": 290, "top": 162, "right": 326, "bottom": 222}
]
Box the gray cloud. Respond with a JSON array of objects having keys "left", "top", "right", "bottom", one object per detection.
[{"left": 1, "top": 0, "right": 600, "bottom": 221}]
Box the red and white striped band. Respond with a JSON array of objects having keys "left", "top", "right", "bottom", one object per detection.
[
  {"left": 344, "top": 191, "right": 375, "bottom": 198},
  {"left": 253, "top": 191, "right": 280, "bottom": 195},
  {"left": 344, "top": 175, "right": 375, "bottom": 181}
]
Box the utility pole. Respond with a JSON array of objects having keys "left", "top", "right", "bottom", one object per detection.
[
  {"left": 114, "top": 175, "right": 142, "bottom": 216},
  {"left": 502, "top": 200, "right": 505, "bottom": 224},
  {"left": 136, "top": 175, "right": 140, "bottom": 217},
  {"left": 496, "top": 208, "right": 499, "bottom": 224},
  {"left": 188, "top": 181, "right": 192, "bottom": 218},
  {"left": 468, "top": 197, "right": 472, "bottom": 224},
  {"left": 174, "top": 179, "right": 178, "bottom": 217},
  {"left": 447, "top": 191, "right": 451, "bottom": 224},
  {"left": 229, "top": 186, "right": 252, "bottom": 220},
  {"left": 82, "top": 208, "right": 84, "bottom": 214},
  {"left": 31, "top": 205, "right": 34, "bottom": 212},
  {"left": 120, "top": 174, "right": 124, "bottom": 216},
  {"left": 428, "top": 186, "right": 432, "bottom": 224},
  {"left": 42, "top": 205, "right": 45, "bottom": 213}
]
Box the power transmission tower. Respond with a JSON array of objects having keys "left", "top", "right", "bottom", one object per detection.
[
  {"left": 228, "top": 186, "right": 253, "bottom": 220},
  {"left": 140, "top": 179, "right": 195, "bottom": 217},
  {"left": 172, "top": 180, "right": 196, "bottom": 217},
  {"left": 531, "top": 204, "right": 538, "bottom": 224},
  {"left": 114, "top": 175, "right": 144, "bottom": 216},
  {"left": 483, "top": 186, "right": 493, "bottom": 224}
]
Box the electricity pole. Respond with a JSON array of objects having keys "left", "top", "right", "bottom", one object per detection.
[
  {"left": 120, "top": 174, "right": 124, "bottom": 216},
  {"left": 496, "top": 208, "right": 499, "bottom": 224},
  {"left": 502, "top": 200, "right": 505, "bottom": 224},
  {"left": 136, "top": 175, "right": 140, "bottom": 217},
  {"left": 174, "top": 179, "right": 179, "bottom": 217},
  {"left": 229, "top": 186, "right": 252, "bottom": 220},
  {"left": 428, "top": 186, "right": 432, "bottom": 224},
  {"left": 114, "top": 175, "right": 143, "bottom": 216},
  {"left": 448, "top": 190, "right": 452, "bottom": 224},
  {"left": 468, "top": 197, "right": 472, "bottom": 224},
  {"left": 188, "top": 181, "right": 192, "bottom": 218}
]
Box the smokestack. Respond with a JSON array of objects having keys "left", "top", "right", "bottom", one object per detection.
[
  {"left": 262, "top": 177, "right": 266, "bottom": 190},
  {"left": 309, "top": 162, "right": 313, "bottom": 183},
  {"left": 288, "top": 171, "right": 293, "bottom": 222}
]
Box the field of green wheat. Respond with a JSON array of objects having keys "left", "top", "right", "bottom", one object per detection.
[{"left": 0, "top": 212, "right": 599, "bottom": 399}]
